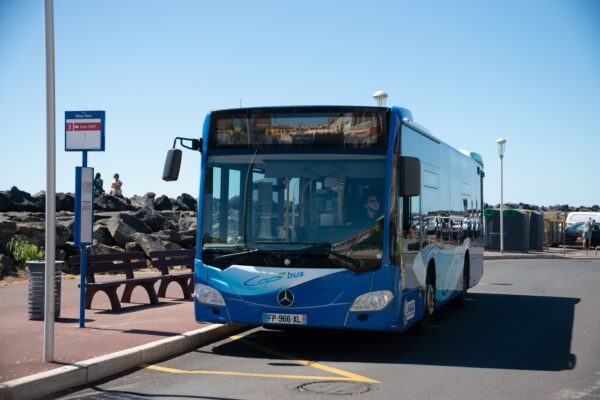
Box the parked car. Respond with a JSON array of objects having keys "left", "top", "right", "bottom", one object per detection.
[
  {"left": 565, "top": 222, "right": 600, "bottom": 246},
  {"left": 566, "top": 212, "right": 600, "bottom": 227}
]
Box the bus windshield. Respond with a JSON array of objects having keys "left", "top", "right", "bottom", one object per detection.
[{"left": 201, "top": 151, "right": 386, "bottom": 271}]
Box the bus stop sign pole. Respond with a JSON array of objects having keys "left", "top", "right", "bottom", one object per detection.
[
  {"left": 74, "top": 155, "right": 93, "bottom": 327},
  {"left": 66, "top": 110, "right": 105, "bottom": 328}
]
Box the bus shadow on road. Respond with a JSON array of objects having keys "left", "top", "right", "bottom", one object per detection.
[{"left": 211, "top": 293, "right": 579, "bottom": 372}]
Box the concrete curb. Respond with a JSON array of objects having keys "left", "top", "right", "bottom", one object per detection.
[
  {"left": 484, "top": 255, "right": 600, "bottom": 260},
  {"left": 0, "top": 323, "right": 251, "bottom": 400},
  {"left": 484, "top": 254, "right": 566, "bottom": 260}
]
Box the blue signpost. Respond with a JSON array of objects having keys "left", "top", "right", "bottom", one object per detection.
[{"left": 66, "top": 111, "right": 105, "bottom": 327}]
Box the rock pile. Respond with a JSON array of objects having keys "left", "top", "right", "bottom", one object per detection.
[{"left": 0, "top": 187, "right": 198, "bottom": 278}]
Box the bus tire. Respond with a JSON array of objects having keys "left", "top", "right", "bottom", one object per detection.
[
  {"left": 453, "top": 253, "right": 470, "bottom": 306},
  {"left": 415, "top": 263, "right": 436, "bottom": 332}
]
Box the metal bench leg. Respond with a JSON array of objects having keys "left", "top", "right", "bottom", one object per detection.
[
  {"left": 121, "top": 283, "right": 134, "bottom": 303},
  {"left": 85, "top": 287, "right": 95, "bottom": 310},
  {"left": 175, "top": 278, "right": 192, "bottom": 300},
  {"left": 142, "top": 283, "right": 160, "bottom": 305},
  {"left": 105, "top": 287, "right": 122, "bottom": 312},
  {"left": 157, "top": 279, "right": 170, "bottom": 298}
]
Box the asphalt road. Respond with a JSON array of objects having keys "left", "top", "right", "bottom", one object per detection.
[{"left": 56, "top": 259, "right": 600, "bottom": 400}]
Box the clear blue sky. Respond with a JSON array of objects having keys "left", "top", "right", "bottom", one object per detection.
[{"left": 1, "top": 0, "right": 599, "bottom": 207}]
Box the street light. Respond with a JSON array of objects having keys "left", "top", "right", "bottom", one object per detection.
[{"left": 496, "top": 138, "right": 506, "bottom": 253}]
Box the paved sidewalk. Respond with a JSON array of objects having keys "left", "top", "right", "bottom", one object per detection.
[
  {"left": 0, "top": 275, "right": 248, "bottom": 399},
  {"left": 484, "top": 246, "right": 600, "bottom": 260},
  {"left": 0, "top": 276, "right": 207, "bottom": 383}
]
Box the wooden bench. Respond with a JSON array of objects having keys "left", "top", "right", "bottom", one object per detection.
[
  {"left": 70, "top": 252, "right": 160, "bottom": 312},
  {"left": 149, "top": 249, "right": 195, "bottom": 300}
]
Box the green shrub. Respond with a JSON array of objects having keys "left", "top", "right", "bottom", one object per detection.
[{"left": 5, "top": 237, "right": 45, "bottom": 269}]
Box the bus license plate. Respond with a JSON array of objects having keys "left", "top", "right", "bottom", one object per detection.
[{"left": 263, "top": 313, "right": 307, "bottom": 325}]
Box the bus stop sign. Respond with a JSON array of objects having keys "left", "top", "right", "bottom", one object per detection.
[{"left": 65, "top": 111, "right": 105, "bottom": 151}]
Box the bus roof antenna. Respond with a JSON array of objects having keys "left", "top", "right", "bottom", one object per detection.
[{"left": 372, "top": 90, "right": 388, "bottom": 107}]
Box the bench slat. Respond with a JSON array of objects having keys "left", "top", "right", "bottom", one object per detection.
[
  {"left": 87, "top": 260, "right": 147, "bottom": 272},
  {"left": 85, "top": 252, "right": 146, "bottom": 262},
  {"left": 152, "top": 258, "right": 194, "bottom": 268},
  {"left": 149, "top": 249, "right": 195, "bottom": 258}
]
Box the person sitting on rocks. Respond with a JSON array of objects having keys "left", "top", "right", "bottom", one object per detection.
[
  {"left": 93, "top": 173, "right": 104, "bottom": 195},
  {"left": 110, "top": 173, "right": 123, "bottom": 197}
]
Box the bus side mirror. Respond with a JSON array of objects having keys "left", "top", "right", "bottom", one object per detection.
[
  {"left": 162, "top": 137, "right": 202, "bottom": 182},
  {"left": 162, "top": 149, "right": 182, "bottom": 181},
  {"left": 399, "top": 156, "right": 421, "bottom": 197}
]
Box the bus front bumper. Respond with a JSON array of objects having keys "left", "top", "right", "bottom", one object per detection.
[{"left": 194, "top": 290, "right": 404, "bottom": 332}]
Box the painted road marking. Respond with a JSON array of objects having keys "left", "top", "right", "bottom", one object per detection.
[
  {"left": 230, "top": 334, "right": 379, "bottom": 383},
  {"left": 145, "top": 364, "right": 368, "bottom": 381},
  {"left": 144, "top": 332, "right": 379, "bottom": 384}
]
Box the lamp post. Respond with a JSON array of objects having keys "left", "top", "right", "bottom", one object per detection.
[
  {"left": 44, "top": 0, "right": 56, "bottom": 362},
  {"left": 496, "top": 138, "right": 506, "bottom": 254}
]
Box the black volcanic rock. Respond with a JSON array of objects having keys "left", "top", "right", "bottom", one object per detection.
[
  {"left": 171, "top": 199, "right": 191, "bottom": 211},
  {"left": 0, "top": 192, "right": 10, "bottom": 212},
  {"left": 130, "top": 192, "right": 156, "bottom": 210},
  {"left": 177, "top": 193, "right": 197, "bottom": 211},
  {"left": 6, "top": 187, "right": 42, "bottom": 212},
  {"left": 8, "top": 187, "right": 31, "bottom": 203},
  {"left": 134, "top": 208, "right": 176, "bottom": 232},
  {"left": 154, "top": 195, "right": 172, "bottom": 211},
  {"left": 56, "top": 193, "right": 75, "bottom": 212},
  {"left": 0, "top": 254, "right": 16, "bottom": 277},
  {"left": 0, "top": 217, "right": 17, "bottom": 242},
  {"left": 94, "top": 194, "right": 135, "bottom": 212},
  {"left": 93, "top": 225, "right": 113, "bottom": 245},
  {"left": 0, "top": 190, "right": 202, "bottom": 278},
  {"left": 154, "top": 229, "right": 181, "bottom": 243},
  {"left": 106, "top": 213, "right": 152, "bottom": 246},
  {"left": 14, "top": 222, "right": 69, "bottom": 248},
  {"left": 133, "top": 232, "right": 167, "bottom": 257},
  {"left": 178, "top": 216, "right": 197, "bottom": 231}
]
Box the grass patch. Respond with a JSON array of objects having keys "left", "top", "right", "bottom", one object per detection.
[{"left": 4, "top": 237, "right": 45, "bottom": 269}]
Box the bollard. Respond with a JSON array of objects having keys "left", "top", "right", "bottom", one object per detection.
[{"left": 27, "top": 260, "right": 63, "bottom": 320}]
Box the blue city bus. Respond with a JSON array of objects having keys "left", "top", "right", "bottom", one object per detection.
[{"left": 163, "top": 105, "right": 484, "bottom": 332}]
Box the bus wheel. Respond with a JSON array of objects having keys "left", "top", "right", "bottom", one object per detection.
[
  {"left": 453, "top": 256, "right": 469, "bottom": 306},
  {"left": 415, "top": 271, "right": 435, "bottom": 332},
  {"left": 424, "top": 282, "right": 436, "bottom": 318}
]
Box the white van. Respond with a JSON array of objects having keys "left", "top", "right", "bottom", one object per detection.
[{"left": 566, "top": 212, "right": 600, "bottom": 226}]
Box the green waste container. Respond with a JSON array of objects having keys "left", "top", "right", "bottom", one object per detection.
[{"left": 485, "top": 209, "right": 530, "bottom": 252}]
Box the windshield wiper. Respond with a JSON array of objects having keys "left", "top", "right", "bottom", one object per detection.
[
  {"left": 255, "top": 241, "right": 362, "bottom": 269},
  {"left": 298, "top": 243, "right": 362, "bottom": 271},
  {"left": 328, "top": 250, "right": 362, "bottom": 269},
  {"left": 212, "top": 248, "right": 259, "bottom": 261},
  {"left": 206, "top": 243, "right": 363, "bottom": 271}
]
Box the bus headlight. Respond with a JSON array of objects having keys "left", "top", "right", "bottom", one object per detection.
[
  {"left": 349, "top": 290, "right": 394, "bottom": 312},
  {"left": 195, "top": 283, "right": 225, "bottom": 306}
]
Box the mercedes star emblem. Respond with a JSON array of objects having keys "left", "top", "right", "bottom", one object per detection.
[{"left": 277, "top": 290, "right": 294, "bottom": 307}]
